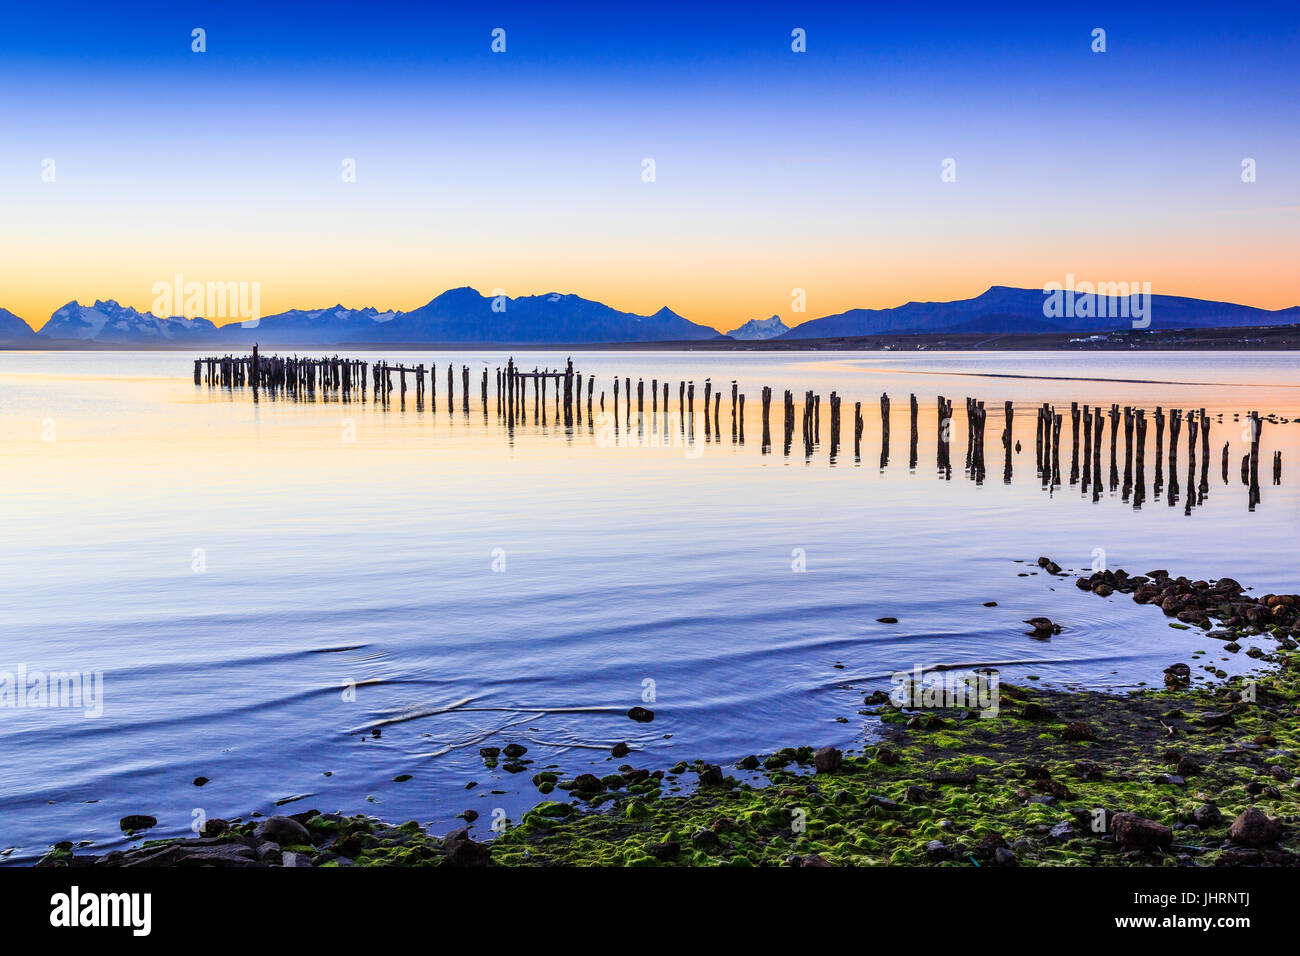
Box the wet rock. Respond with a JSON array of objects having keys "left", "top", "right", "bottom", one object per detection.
[
  {"left": 691, "top": 828, "right": 720, "bottom": 850},
  {"left": 799, "top": 853, "right": 832, "bottom": 867},
  {"left": 502, "top": 743, "right": 527, "bottom": 758},
  {"left": 254, "top": 815, "right": 311, "bottom": 846},
  {"left": 1019, "top": 703, "right": 1056, "bottom": 721},
  {"left": 1154, "top": 774, "right": 1186, "bottom": 787},
  {"left": 462, "top": 809, "right": 479, "bottom": 823},
  {"left": 874, "top": 747, "right": 900, "bottom": 765},
  {"left": 610, "top": 742, "right": 630, "bottom": 758},
  {"left": 1111, "top": 812, "right": 1172, "bottom": 850},
  {"left": 572, "top": 774, "right": 603, "bottom": 794},
  {"left": 1074, "top": 760, "right": 1104, "bottom": 781},
  {"left": 1229, "top": 807, "right": 1281, "bottom": 847},
  {"left": 192, "top": 777, "right": 209, "bottom": 787},
  {"left": 867, "top": 795, "right": 900, "bottom": 811},
  {"left": 925, "top": 840, "right": 951, "bottom": 861},
  {"left": 1037, "top": 557, "right": 1062, "bottom": 575},
  {"left": 1048, "top": 821, "right": 1075, "bottom": 840},
  {"left": 443, "top": 827, "right": 491, "bottom": 866},
  {"left": 876, "top": 617, "right": 898, "bottom": 624},
  {"left": 697, "top": 765, "right": 724, "bottom": 787},
  {"left": 1061, "top": 722, "right": 1097, "bottom": 742},
  {"left": 813, "top": 746, "right": 842, "bottom": 773},
  {"left": 627, "top": 706, "right": 655, "bottom": 722},
  {"left": 1199, "top": 712, "right": 1236, "bottom": 728},
  {"left": 647, "top": 841, "right": 680, "bottom": 860},
  {"left": 119, "top": 843, "right": 257, "bottom": 868},
  {"left": 1193, "top": 804, "right": 1222, "bottom": 828},
  {"left": 1164, "top": 663, "right": 1191, "bottom": 685},
  {"left": 200, "top": 818, "right": 229, "bottom": 838},
  {"left": 994, "top": 847, "right": 1017, "bottom": 866},
  {"left": 119, "top": 815, "right": 157, "bottom": 833},
  {"left": 256, "top": 842, "right": 282, "bottom": 863},
  {"left": 905, "top": 785, "right": 928, "bottom": 804},
  {"left": 1269, "top": 766, "right": 1292, "bottom": 782},
  {"left": 736, "top": 754, "right": 759, "bottom": 770}
]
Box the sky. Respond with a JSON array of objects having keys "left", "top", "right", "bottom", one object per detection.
[{"left": 0, "top": 1, "right": 1296, "bottom": 332}]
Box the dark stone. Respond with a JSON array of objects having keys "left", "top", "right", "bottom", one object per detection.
[
  {"left": 1229, "top": 807, "right": 1281, "bottom": 847},
  {"left": 119, "top": 815, "right": 157, "bottom": 833},
  {"left": 647, "top": 841, "right": 680, "bottom": 860},
  {"left": 1061, "top": 721, "right": 1097, "bottom": 742},
  {"left": 627, "top": 706, "right": 655, "bottom": 722},
  {"left": 690, "top": 828, "right": 719, "bottom": 850},
  {"left": 443, "top": 827, "right": 491, "bottom": 867},
  {"left": 813, "top": 746, "right": 842, "bottom": 773},
  {"left": 254, "top": 815, "right": 311, "bottom": 846},
  {"left": 1192, "top": 804, "right": 1222, "bottom": 828},
  {"left": 697, "top": 764, "right": 724, "bottom": 787},
  {"left": 925, "top": 840, "right": 951, "bottom": 861},
  {"left": 1111, "top": 812, "right": 1172, "bottom": 849},
  {"left": 502, "top": 743, "right": 527, "bottom": 758},
  {"left": 611, "top": 742, "right": 630, "bottom": 757},
  {"left": 1020, "top": 703, "right": 1056, "bottom": 721},
  {"left": 199, "top": 818, "right": 229, "bottom": 838}
]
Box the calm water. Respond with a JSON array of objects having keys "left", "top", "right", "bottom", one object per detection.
[{"left": 1, "top": 349, "right": 1298, "bottom": 862}]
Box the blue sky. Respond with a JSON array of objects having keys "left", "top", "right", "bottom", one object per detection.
[{"left": 1, "top": 1, "right": 1295, "bottom": 328}]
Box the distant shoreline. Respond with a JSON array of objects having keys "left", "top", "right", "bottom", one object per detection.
[{"left": 4, "top": 322, "right": 1300, "bottom": 352}]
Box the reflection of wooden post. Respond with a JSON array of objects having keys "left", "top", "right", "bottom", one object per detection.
[{"left": 762, "top": 387, "right": 772, "bottom": 454}]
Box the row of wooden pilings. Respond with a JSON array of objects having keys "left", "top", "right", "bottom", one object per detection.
[{"left": 193, "top": 349, "right": 1282, "bottom": 504}]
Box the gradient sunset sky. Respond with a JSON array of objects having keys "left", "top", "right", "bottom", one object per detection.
[{"left": 1, "top": 1, "right": 1296, "bottom": 332}]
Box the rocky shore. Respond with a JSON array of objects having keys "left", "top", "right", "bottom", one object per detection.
[{"left": 34, "top": 562, "right": 1300, "bottom": 867}]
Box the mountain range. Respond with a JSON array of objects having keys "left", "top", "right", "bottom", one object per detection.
[
  {"left": 725, "top": 315, "right": 790, "bottom": 340},
  {"left": 2, "top": 285, "right": 1297, "bottom": 347}
]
